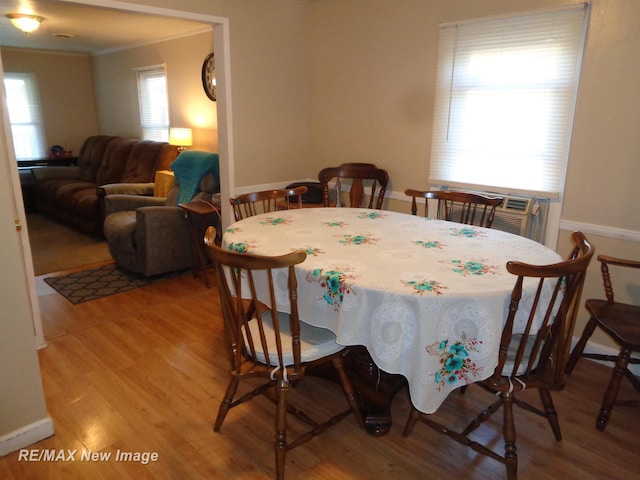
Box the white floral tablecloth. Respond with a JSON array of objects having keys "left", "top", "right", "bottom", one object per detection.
[{"left": 222, "top": 208, "right": 562, "bottom": 413}]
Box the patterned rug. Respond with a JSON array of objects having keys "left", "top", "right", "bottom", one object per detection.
[{"left": 44, "top": 263, "right": 188, "bottom": 304}]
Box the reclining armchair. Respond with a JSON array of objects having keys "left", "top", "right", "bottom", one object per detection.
[{"left": 103, "top": 151, "right": 220, "bottom": 277}]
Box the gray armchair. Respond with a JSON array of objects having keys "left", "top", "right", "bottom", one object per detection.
[{"left": 103, "top": 152, "right": 220, "bottom": 277}]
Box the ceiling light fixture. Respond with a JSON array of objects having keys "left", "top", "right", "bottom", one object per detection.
[{"left": 6, "top": 14, "right": 43, "bottom": 34}]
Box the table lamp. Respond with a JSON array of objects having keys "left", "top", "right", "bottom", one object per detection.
[{"left": 169, "top": 128, "right": 193, "bottom": 152}]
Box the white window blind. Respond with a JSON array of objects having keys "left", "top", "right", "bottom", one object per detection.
[
  {"left": 429, "top": 4, "right": 589, "bottom": 198},
  {"left": 4, "top": 72, "right": 46, "bottom": 160},
  {"left": 136, "top": 65, "right": 169, "bottom": 142}
]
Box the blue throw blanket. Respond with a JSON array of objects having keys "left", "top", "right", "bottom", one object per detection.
[{"left": 170, "top": 151, "right": 219, "bottom": 204}]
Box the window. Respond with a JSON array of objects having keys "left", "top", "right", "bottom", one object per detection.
[
  {"left": 136, "top": 65, "right": 169, "bottom": 141},
  {"left": 429, "top": 5, "right": 589, "bottom": 198},
  {"left": 4, "top": 73, "right": 46, "bottom": 160}
]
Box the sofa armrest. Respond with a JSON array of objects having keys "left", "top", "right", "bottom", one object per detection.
[
  {"left": 98, "top": 183, "right": 156, "bottom": 222},
  {"left": 32, "top": 166, "right": 82, "bottom": 182},
  {"left": 104, "top": 194, "right": 166, "bottom": 216},
  {"left": 99, "top": 182, "right": 155, "bottom": 196}
]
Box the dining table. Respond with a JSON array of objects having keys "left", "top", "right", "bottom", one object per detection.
[{"left": 221, "top": 207, "right": 562, "bottom": 434}]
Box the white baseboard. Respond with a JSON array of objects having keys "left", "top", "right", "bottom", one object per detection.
[{"left": 0, "top": 417, "right": 54, "bottom": 457}]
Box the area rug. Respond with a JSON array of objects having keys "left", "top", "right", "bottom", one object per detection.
[
  {"left": 44, "top": 263, "right": 188, "bottom": 305},
  {"left": 27, "top": 214, "right": 112, "bottom": 276}
]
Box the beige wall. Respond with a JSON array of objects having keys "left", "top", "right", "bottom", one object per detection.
[
  {"left": 307, "top": 0, "right": 640, "bottom": 230},
  {"left": 1, "top": 48, "right": 99, "bottom": 155},
  {"left": 92, "top": 30, "right": 219, "bottom": 152}
]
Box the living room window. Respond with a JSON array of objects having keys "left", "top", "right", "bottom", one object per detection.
[
  {"left": 4, "top": 72, "right": 46, "bottom": 160},
  {"left": 136, "top": 65, "right": 169, "bottom": 142},
  {"left": 428, "top": 4, "right": 589, "bottom": 198}
]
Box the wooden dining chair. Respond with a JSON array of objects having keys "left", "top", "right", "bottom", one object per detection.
[
  {"left": 402, "top": 231, "right": 594, "bottom": 480},
  {"left": 318, "top": 162, "right": 389, "bottom": 209},
  {"left": 404, "top": 189, "right": 503, "bottom": 228},
  {"left": 565, "top": 254, "right": 640, "bottom": 430},
  {"left": 204, "top": 227, "right": 363, "bottom": 480},
  {"left": 229, "top": 186, "right": 308, "bottom": 221}
]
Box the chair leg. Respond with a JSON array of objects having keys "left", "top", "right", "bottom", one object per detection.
[
  {"left": 274, "top": 377, "right": 289, "bottom": 480},
  {"left": 565, "top": 317, "right": 598, "bottom": 374},
  {"left": 539, "top": 388, "right": 562, "bottom": 440},
  {"left": 402, "top": 406, "right": 422, "bottom": 437},
  {"left": 214, "top": 378, "right": 240, "bottom": 431},
  {"left": 502, "top": 394, "right": 518, "bottom": 480},
  {"left": 597, "top": 349, "right": 631, "bottom": 431}
]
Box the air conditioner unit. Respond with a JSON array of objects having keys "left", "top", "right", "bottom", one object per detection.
[
  {"left": 447, "top": 188, "right": 535, "bottom": 238},
  {"left": 492, "top": 195, "right": 534, "bottom": 237}
]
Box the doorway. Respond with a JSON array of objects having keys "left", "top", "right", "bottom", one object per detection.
[{"left": 1, "top": 0, "right": 234, "bottom": 347}]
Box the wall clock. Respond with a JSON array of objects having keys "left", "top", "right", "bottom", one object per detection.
[{"left": 201, "top": 52, "right": 217, "bottom": 101}]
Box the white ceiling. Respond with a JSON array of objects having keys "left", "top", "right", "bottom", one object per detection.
[{"left": 0, "top": 0, "right": 212, "bottom": 55}]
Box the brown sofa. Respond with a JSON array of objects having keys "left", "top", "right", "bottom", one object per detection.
[{"left": 32, "top": 135, "right": 178, "bottom": 237}]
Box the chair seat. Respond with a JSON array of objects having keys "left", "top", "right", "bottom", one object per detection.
[
  {"left": 244, "top": 312, "right": 345, "bottom": 365},
  {"left": 586, "top": 299, "right": 640, "bottom": 349},
  {"left": 504, "top": 335, "right": 537, "bottom": 377}
]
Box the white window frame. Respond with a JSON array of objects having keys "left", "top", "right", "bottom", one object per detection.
[
  {"left": 4, "top": 72, "right": 46, "bottom": 160},
  {"left": 136, "top": 65, "right": 169, "bottom": 142},
  {"left": 428, "top": 4, "right": 590, "bottom": 199}
]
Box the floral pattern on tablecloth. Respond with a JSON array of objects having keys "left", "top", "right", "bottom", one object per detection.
[
  {"left": 401, "top": 279, "right": 447, "bottom": 295},
  {"left": 442, "top": 259, "right": 500, "bottom": 276},
  {"left": 358, "top": 211, "right": 389, "bottom": 219},
  {"left": 413, "top": 240, "right": 446, "bottom": 249},
  {"left": 322, "top": 220, "right": 348, "bottom": 227},
  {"left": 227, "top": 240, "right": 257, "bottom": 253},
  {"left": 427, "top": 337, "right": 484, "bottom": 390},
  {"left": 306, "top": 267, "right": 357, "bottom": 310},
  {"left": 259, "top": 216, "right": 293, "bottom": 226},
  {"left": 298, "top": 246, "right": 323, "bottom": 256},
  {"left": 337, "top": 234, "right": 378, "bottom": 246},
  {"left": 224, "top": 227, "right": 241, "bottom": 235},
  {"left": 449, "top": 227, "right": 487, "bottom": 238}
]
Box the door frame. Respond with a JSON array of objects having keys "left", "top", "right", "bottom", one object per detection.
[{"left": 1, "top": 0, "right": 235, "bottom": 347}]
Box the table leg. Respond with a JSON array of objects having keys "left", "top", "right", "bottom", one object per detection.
[
  {"left": 345, "top": 346, "right": 407, "bottom": 436},
  {"left": 308, "top": 346, "right": 407, "bottom": 436}
]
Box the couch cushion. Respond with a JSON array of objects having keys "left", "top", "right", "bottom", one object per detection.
[
  {"left": 53, "top": 181, "right": 98, "bottom": 209},
  {"left": 120, "top": 141, "right": 177, "bottom": 183},
  {"left": 72, "top": 188, "right": 101, "bottom": 220},
  {"left": 77, "top": 136, "right": 118, "bottom": 183},
  {"left": 96, "top": 138, "right": 136, "bottom": 186}
]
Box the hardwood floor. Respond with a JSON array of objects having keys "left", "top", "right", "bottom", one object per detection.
[{"left": 1, "top": 264, "right": 639, "bottom": 479}]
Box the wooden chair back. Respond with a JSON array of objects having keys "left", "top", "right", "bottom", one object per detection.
[
  {"left": 318, "top": 163, "right": 389, "bottom": 209},
  {"left": 204, "top": 226, "right": 363, "bottom": 479},
  {"left": 402, "top": 231, "right": 593, "bottom": 480},
  {"left": 494, "top": 231, "right": 594, "bottom": 389},
  {"left": 565, "top": 253, "right": 640, "bottom": 430},
  {"left": 207, "top": 237, "right": 308, "bottom": 377},
  {"left": 405, "top": 189, "right": 503, "bottom": 228},
  {"left": 230, "top": 186, "right": 308, "bottom": 221}
]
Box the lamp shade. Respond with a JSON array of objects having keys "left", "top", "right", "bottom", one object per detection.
[
  {"left": 7, "top": 14, "right": 43, "bottom": 33},
  {"left": 169, "top": 128, "right": 193, "bottom": 148}
]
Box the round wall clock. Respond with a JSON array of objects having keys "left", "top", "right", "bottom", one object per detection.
[{"left": 201, "top": 52, "right": 217, "bottom": 101}]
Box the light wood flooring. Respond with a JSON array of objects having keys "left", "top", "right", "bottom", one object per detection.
[{"left": 1, "top": 262, "right": 639, "bottom": 479}]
